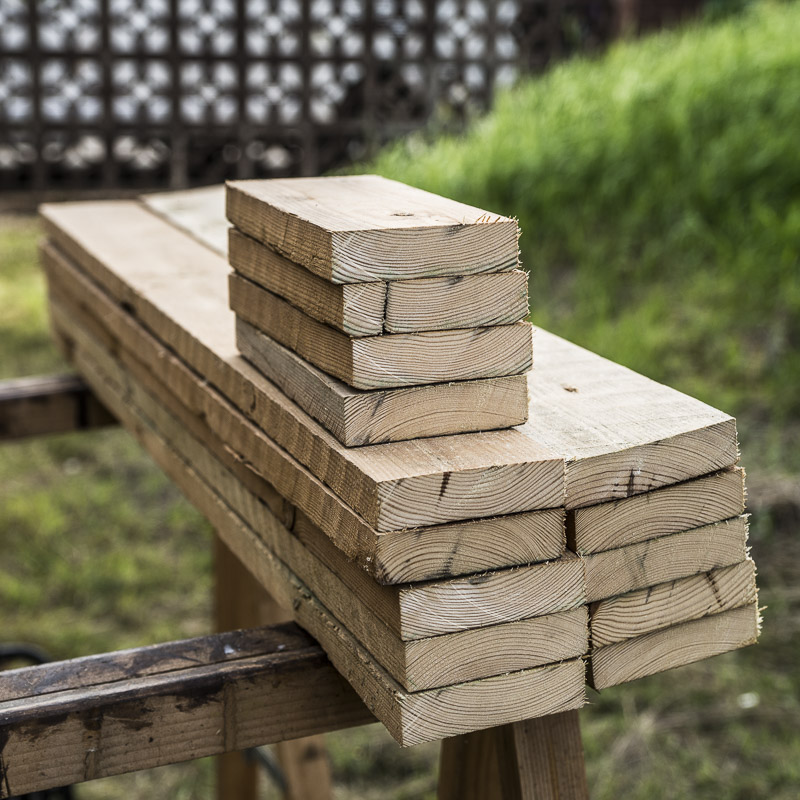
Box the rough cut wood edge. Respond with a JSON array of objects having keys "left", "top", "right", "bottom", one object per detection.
[
  {"left": 39, "top": 202, "right": 565, "bottom": 531},
  {"left": 49, "top": 323, "right": 586, "bottom": 745},
  {"left": 569, "top": 467, "right": 747, "bottom": 553},
  {"left": 230, "top": 273, "right": 534, "bottom": 390},
  {"left": 0, "top": 373, "right": 115, "bottom": 441},
  {"left": 587, "top": 603, "right": 761, "bottom": 690},
  {"left": 49, "top": 297, "right": 584, "bottom": 660},
  {"left": 236, "top": 319, "right": 531, "bottom": 446},
  {"left": 589, "top": 560, "right": 757, "bottom": 647},
  {"left": 583, "top": 516, "right": 749, "bottom": 604},
  {"left": 229, "top": 228, "right": 386, "bottom": 337},
  {"left": 40, "top": 241, "right": 561, "bottom": 583},
  {"left": 225, "top": 176, "right": 520, "bottom": 283},
  {"left": 522, "top": 329, "right": 739, "bottom": 509},
  {"left": 0, "top": 625, "right": 373, "bottom": 798}
]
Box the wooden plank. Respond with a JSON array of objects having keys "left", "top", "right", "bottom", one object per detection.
[
  {"left": 521, "top": 329, "right": 739, "bottom": 509},
  {"left": 230, "top": 227, "right": 529, "bottom": 336},
  {"left": 40, "top": 201, "right": 565, "bottom": 531},
  {"left": 230, "top": 273, "right": 533, "bottom": 390},
  {"left": 214, "top": 536, "right": 332, "bottom": 800},
  {"left": 41, "top": 241, "right": 564, "bottom": 585},
  {"left": 225, "top": 175, "right": 520, "bottom": 283},
  {"left": 589, "top": 560, "right": 757, "bottom": 647},
  {"left": 583, "top": 517, "right": 749, "bottom": 604},
  {"left": 0, "top": 373, "right": 114, "bottom": 441},
  {"left": 48, "top": 325, "right": 586, "bottom": 746},
  {"left": 588, "top": 603, "right": 761, "bottom": 690},
  {"left": 236, "top": 319, "right": 530, "bottom": 446},
  {"left": 569, "top": 467, "right": 746, "bottom": 553},
  {"left": 437, "top": 711, "right": 589, "bottom": 800},
  {"left": 0, "top": 624, "right": 373, "bottom": 798},
  {"left": 229, "top": 227, "right": 386, "bottom": 337},
  {"left": 50, "top": 298, "right": 587, "bottom": 682}
]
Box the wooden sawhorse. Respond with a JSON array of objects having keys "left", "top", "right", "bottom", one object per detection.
[{"left": 0, "top": 374, "right": 589, "bottom": 799}]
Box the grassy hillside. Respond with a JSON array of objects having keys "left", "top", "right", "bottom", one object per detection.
[{"left": 370, "top": 0, "right": 800, "bottom": 471}]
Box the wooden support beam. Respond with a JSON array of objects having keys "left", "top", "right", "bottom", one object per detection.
[
  {"left": 0, "top": 625, "right": 373, "bottom": 798},
  {"left": 438, "top": 711, "right": 589, "bottom": 800},
  {"left": 0, "top": 373, "right": 115, "bottom": 441}
]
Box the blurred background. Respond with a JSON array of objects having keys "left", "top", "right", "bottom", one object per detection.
[{"left": 1, "top": 0, "right": 799, "bottom": 797}]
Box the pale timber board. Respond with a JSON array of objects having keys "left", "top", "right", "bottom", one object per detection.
[
  {"left": 570, "top": 467, "right": 746, "bottom": 553},
  {"left": 230, "top": 273, "right": 534, "bottom": 389},
  {"left": 225, "top": 175, "right": 520, "bottom": 283},
  {"left": 48, "top": 293, "right": 583, "bottom": 650},
  {"left": 0, "top": 629, "right": 373, "bottom": 797},
  {"left": 235, "top": 319, "right": 530, "bottom": 446},
  {"left": 50, "top": 327, "right": 585, "bottom": 745},
  {"left": 590, "top": 560, "right": 757, "bottom": 647},
  {"left": 230, "top": 228, "right": 529, "bottom": 336},
  {"left": 141, "top": 191, "right": 737, "bottom": 505},
  {"left": 583, "top": 516, "right": 749, "bottom": 603},
  {"left": 41, "top": 241, "right": 564, "bottom": 584},
  {"left": 588, "top": 603, "right": 760, "bottom": 690},
  {"left": 230, "top": 228, "right": 386, "bottom": 337},
  {"left": 40, "top": 201, "right": 564, "bottom": 531},
  {"left": 522, "top": 328, "right": 739, "bottom": 509}
]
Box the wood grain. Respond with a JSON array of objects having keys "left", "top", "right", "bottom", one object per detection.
[
  {"left": 588, "top": 603, "right": 760, "bottom": 689},
  {"left": 583, "top": 516, "right": 749, "bottom": 603},
  {"left": 569, "top": 467, "right": 746, "bottom": 553},
  {"left": 49, "top": 322, "right": 586, "bottom": 745},
  {"left": 225, "top": 175, "right": 520, "bottom": 283},
  {"left": 589, "top": 560, "right": 757, "bottom": 647},
  {"left": 235, "top": 319, "right": 530, "bottom": 446},
  {"left": 0, "top": 624, "right": 373, "bottom": 798},
  {"left": 40, "top": 201, "right": 565, "bottom": 531},
  {"left": 0, "top": 373, "right": 114, "bottom": 441},
  {"left": 230, "top": 273, "right": 533, "bottom": 390},
  {"left": 41, "top": 240, "right": 563, "bottom": 584}
]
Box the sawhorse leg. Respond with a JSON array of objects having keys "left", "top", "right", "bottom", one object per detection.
[
  {"left": 438, "top": 710, "right": 589, "bottom": 800},
  {"left": 214, "top": 534, "right": 333, "bottom": 800}
]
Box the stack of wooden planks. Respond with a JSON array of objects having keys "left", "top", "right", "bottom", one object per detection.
[
  {"left": 226, "top": 175, "right": 533, "bottom": 445},
  {"left": 38, "top": 181, "right": 760, "bottom": 749}
]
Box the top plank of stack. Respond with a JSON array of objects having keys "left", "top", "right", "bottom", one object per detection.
[{"left": 225, "top": 174, "right": 520, "bottom": 284}]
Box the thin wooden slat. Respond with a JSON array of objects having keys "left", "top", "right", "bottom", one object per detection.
[
  {"left": 588, "top": 603, "right": 761, "bottom": 690},
  {"left": 50, "top": 298, "right": 587, "bottom": 686},
  {"left": 0, "top": 624, "right": 373, "bottom": 798},
  {"left": 48, "top": 323, "right": 586, "bottom": 746},
  {"left": 225, "top": 175, "right": 520, "bottom": 284},
  {"left": 230, "top": 273, "right": 533, "bottom": 390},
  {"left": 0, "top": 373, "right": 114, "bottom": 441},
  {"left": 41, "top": 241, "right": 565, "bottom": 585},
  {"left": 583, "top": 517, "right": 749, "bottom": 603},
  {"left": 589, "top": 560, "right": 757, "bottom": 647},
  {"left": 40, "top": 201, "right": 565, "bottom": 531},
  {"left": 229, "top": 227, "right": 529, "bottom": 336},
  {"left": 569, "top": 467, "right": 746, "bottom": 553},
  {"left": 235, "top": 319, "right": 531, "bottom": 446}
]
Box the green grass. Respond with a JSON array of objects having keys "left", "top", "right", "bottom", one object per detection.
[{"left": 3, "top": 2, "right": 800, "bottom": 797}]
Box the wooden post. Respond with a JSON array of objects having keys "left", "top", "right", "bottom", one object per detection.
[
  {"left": 438, "top": 711, "right": 589, "bottom": 800},
  {"left": 214, "top": 534, "right": 333, "bottom": 800}
]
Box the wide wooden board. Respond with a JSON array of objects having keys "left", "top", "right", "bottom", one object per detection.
[
  {"left": 50, "top": 318, "right": 586, "bottom": 744},
  {"left": 42, "top": 237, "right": 564, "bottom": 585},
  {"left": 569, "top": 467, "right": 746, "bottom": 553},
  {"left": 230, "top": 273, "right": 533, "bottom": 389},
  {"left": 236, "top": 319, "right": 531, "bottom": 446},
  {"left": 225, "top": 175, "right": 520, "bottom": 283},
  {"left": 583, "top": 516, "right": 749, "bottom": 603},
  {"left": 588, "top": 603, "right": 760, "bottom": 690},
  {"left": 40, "top": 201, "right": 565, "bottom": 531},
  {"left": 230, "top": 227, "right": 529, "bottom": 337},
  {"left": 589, "top": 560, "right": 757, "bottom": 647}
]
